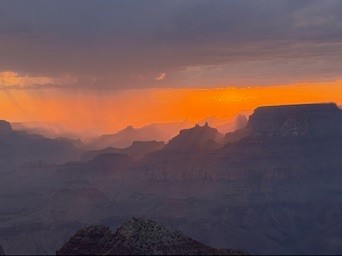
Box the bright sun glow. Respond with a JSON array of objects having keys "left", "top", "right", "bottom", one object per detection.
[{"left": 0, "top": 81, "right": 341, "bottom": 137}]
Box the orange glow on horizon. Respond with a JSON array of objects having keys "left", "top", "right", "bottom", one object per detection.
[{"left": 0, "top": 81, "right": 342, "bottom": 137}]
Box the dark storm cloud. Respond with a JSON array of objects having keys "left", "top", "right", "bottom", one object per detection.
[{"left": 0, "top": 0, "right": 341, "bottom": 88}]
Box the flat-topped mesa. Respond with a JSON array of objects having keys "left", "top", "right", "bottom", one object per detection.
[
  {"left": 0, "top": 120, "right": 12, "bottom": 135},
  {"left": 247, "top": 103, "right": 342, "bottom": 138}
]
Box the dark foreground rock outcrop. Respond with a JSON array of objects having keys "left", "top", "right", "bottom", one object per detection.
[{"left": 56, "top": 218, "right": 246, "bottom": 255}]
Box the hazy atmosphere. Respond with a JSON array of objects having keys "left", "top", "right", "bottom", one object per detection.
[
  {"left": 1, "top": 0, "right": 342, "bottom": 137},
  {"left": 0, "top": 1, "right": 342, "bottom": 255}
]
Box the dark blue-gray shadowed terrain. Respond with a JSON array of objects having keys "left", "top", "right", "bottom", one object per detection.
[{"left": 0, "top": 103, "right": 342, "bottom": 255}]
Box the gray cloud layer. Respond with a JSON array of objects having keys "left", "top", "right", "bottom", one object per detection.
[{"left": 0, "top": 0, "right": 341, "bottom": 89}]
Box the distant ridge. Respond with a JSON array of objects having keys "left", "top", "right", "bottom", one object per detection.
[
  {"left": 0, "top": 120, "right": 81, "bottom": 164},
  {"left": 81, "top": 141, "right": 165, "bottom": 161},
  {"left": 90, "top": 121, "right": 192, "bottom": 149}
]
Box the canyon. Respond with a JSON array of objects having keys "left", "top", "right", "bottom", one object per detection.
[{"left": 0, "top": 103, "right": 341, "bottom": 255}]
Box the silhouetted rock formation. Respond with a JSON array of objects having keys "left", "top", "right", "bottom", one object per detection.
[
  {"left": 81, "top": 141, "right": 165, "bottom": 161},
  {"left": 0, "top": 120, "right": 81, "bottom": 165},
  {"left": 0, "top": 120, "right": 12, "bottom": 135},
  {"left": 214, "top": 103, "right": 342, "bottom": 182},
  {"left": 137, "top": 103, "right": 342, "bottom": 188},
  {"left": 165, "top": 122, "right": 224, "bottom": 151},
  {"left": 225, "top": 103, "right": 342, "bottom": 142},
  {"left": 90, "top": 121, "right": 192, "bottom": 149},
  {"left": 56, "top": 218, "right": 245, "bottom": 255},
  {"left": 248, "top": 103, "right": 342, "bottom": 138},
  {"left": 139, "top": 123, "right": 224, "bottom": 177},
  {"left": 2, "top": 103, "right": 342, "bottom": 255}
]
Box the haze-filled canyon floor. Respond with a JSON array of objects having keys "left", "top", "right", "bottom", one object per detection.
[{"left": 0, "top": 103, "right": 342, "bottom": 255}]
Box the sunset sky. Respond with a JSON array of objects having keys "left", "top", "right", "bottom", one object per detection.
[{"left": 0, "top": 1, "right": 342, "bottom": 137}]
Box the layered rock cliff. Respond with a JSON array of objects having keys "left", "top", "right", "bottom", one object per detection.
[
  {"left": 2, "top": 103, "right": 342, "bottom": 255},
  {"left": 142, "top": 103, "right": 342, "bottom": 185},
  {"left": 225, "top": 103, "right": 342, "bottom": 143},
  {"left": 248, "top": 103, "right": 342, "bottom": 138}
]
